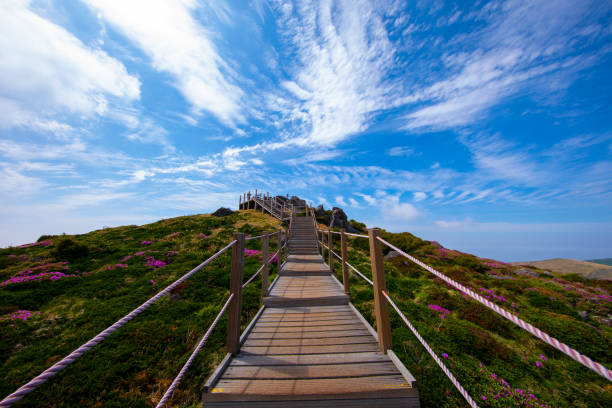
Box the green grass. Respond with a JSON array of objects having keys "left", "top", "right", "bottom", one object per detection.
[
  {"left": 0, "top": 211, "right": 282, "bottom": 407},
  {"left": 325, "top": 229, "right": 612, "bottom": 408},
  {"left": 1, "top": 213, "right": 610, "bottom": 407}
]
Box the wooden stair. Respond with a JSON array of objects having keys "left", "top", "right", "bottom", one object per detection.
[{"left": 202, "top": 217, "right": 419, "bottom": 407}]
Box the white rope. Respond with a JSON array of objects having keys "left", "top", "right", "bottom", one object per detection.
[
  {"left": 0, "top": 240, "right": 238, "bottom": 407},
  {"left": 376, "top": 236, "right": 612, "bottom": 383},
  {"left": 319, "top": 241, "right": 374, "bottom": 286},
  {"left": 155, "top": 293, "right": 234, "bottom": 407},
  {"left": 382, "top": 291, "right": 479, "bottom": 408}
]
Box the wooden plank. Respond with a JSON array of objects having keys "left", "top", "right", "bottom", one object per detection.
[
  {"left": 246, "top": 329, "right": 372, "bottom": 340},
  {"left": 203, "top": 397, "right": 419, "bottom": 408},
  {"left": 240, "top": 343, "right": 379, "bottom": 355},
  {"left": 223, "top": 362, "right": 399, "bottom": 379},
  {"left": 208, "top": 375, "right": 416, "bottom": 401},
  {"left": 254, "top": 318, "right": 361, "bottom": 327},
  {"left": 250, "top": 324, "right": 367, "bottom": 334},
  {"left": 243, "top": 336, "right": 377, "bottom": 347},
  {"left": 229, "top": 352, "right": 393, "bottom": 366}
]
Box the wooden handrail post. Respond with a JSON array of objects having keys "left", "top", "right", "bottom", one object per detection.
[
  {"left": 261, "top": 233, "right": 269, "bottom": 298},
  {"left": 341, "top": 229, "right": 349, "bottom": 294},
  {"left": 277, "top": 229, "right": 282, "bottom": 267},
  {"left": 368, "top": 228, "right": 392, "bottom": 353},
  {"left": 328, "top": 228, "right": 333, "bottom": 273},
  {"left": 227, "top": 232, "right": 244, "bottom": 354}
]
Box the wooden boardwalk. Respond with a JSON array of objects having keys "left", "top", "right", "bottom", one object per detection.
[{"left": 202, "top": 217, "right": 419, "bottom": 407}]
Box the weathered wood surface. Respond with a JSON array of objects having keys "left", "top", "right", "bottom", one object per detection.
[{"left": 203, "top": 216, "right": 419, "bottom": 407}]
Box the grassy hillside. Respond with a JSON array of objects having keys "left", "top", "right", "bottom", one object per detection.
[
  {"left": 1, "top": 211, "right": 611, "bottom": 407},
  {"left": 322, "top": 225, "right": 612, "bottom": 407},
  {"left": 511, "top": 258, "right": 612, "bottom": 280},
  {"left": 0, "top": 210, "right": 282, "bottom": 407}
]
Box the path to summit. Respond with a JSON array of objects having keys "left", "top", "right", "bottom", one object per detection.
[{"left": 1, "top": 190, "right": 610, "bottom": 408}]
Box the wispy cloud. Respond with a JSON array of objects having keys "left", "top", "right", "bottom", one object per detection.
[
  {"left": 0, "top": 0, "right": 139, "bottom": 129},
  {"left": 84, "top": 0, "right": 244, "bottom": 126},
  {"left": 403, "top": 0, "right": 610, "bottom": 131},
  {"left": 387, "top": 146, "right": 415, "bottom": 157},
  {"left": 270, "top": 0, "right": 402, "bottom": 146}
]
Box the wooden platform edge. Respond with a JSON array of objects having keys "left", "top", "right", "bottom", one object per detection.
[
  {"left": 203, "top": 305, "right": 267, "bottom": 394},
  {"left": 240, "top": 305, "right": 266, "bottom": 345},
  {"left": 203, "top": 352, "right": 232, "bottom": 393},
  {"left": 387, "top": 349, "right": 418, "bottom": 388},
  {"left": 348, "top": 302, "right": 379, "bottom": 341}
]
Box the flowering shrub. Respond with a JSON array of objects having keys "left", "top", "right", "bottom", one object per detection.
[
  {"left": 476, "top": 363, "right": 549, "bottom": 407},
  {"left": 244, "top": 249, "right": 261, "bottom": 257},
  {"left": 428, "top": 304, "right": 451, "bottom": 319},
  {"left": 140, "top": 241, "right": 152, "bottom": 245},
  {"left": 17, "top": 241, "right": 52, "bottom": 249},
  {"left": 2, "top": 262, "right": 79, "bottom": 286},
  {"left": 145, "top": 257, "right": 167, "bottom": 269},
  {"left": 0, "top": 310, "right": 40, "bottom": 322}
]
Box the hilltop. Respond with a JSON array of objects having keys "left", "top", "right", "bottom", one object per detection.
[
  {"left": 1, "top": 208, "right": 611, "bottom": 407},
  {"left": 511, "top": 258, "right": 612, "bottom": 280}
]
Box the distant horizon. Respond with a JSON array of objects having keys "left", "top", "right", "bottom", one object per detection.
[{"left": 1, "top": 1, "right": 611, "bottom": 262}]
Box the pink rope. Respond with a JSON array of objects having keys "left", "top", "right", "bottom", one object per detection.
[
  {"left": 320, "top": 242, "right": 374, "bottom": 286},
  {"left": 155, "top": 293, "right": 234, "bottom": 408},
  {"left": 0, "top": 240, "right": 237, "bottom": 407},
  {"left": 377, "top": 236, "right": 612, "bottom": 383},
  {"left": 241, "top": 249, "right": 281, "bottom": 288},
  {"left": 382, "top": 291, "right": 479, "bottom": 408}
]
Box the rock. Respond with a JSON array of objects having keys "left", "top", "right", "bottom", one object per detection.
[
  {"left": 289, "top": 196, "right": 306, "bottom": 207},
  {"left": 315, "top": 205, "right": 326, "bottom": 217},
  {"left": 515, "top": 268, "right": 539, "bottom": 277},
  {"left": 384, "top": 251, "right": 400, "bottom": 260},
  {"left": 212, "top": 207, "right": 234, "bottom": 217},
  {"left": 329, "top": 207, "right": 360, "bottom": 233},
  {"left": 578, "top": 310, "right": 589, "bottom": 321}
]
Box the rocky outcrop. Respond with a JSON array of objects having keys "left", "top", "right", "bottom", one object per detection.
[
  {"left": 212, "top": 207, "right": 234, "bottom": 217},
  {"left": 327, "top": 206, "right": 360, "bottom": 233}
]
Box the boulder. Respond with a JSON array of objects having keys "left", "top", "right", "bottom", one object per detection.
[
  {"left": 212, "top": 207, "right": 234, "bottom": 217},
  {"left": 329, "top": 207, "right": 360, "bottom": 233}
]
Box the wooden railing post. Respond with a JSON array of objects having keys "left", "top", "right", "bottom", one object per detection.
[
  {"left": 341, "top": 229, "right": 349, "bottom": 294},
  {"left": 261, "top": 233, "right": 269, "bottom": 298},
  {"left": 277, "top": 229, "right": 282, "bottom": 266},
  {"left": 368, "top": 228, "right": 392, "bottom": 353},
  {"left": 227, "top": 232, "right": 244, "bottom": 354},
  {"left": 328, "top": 228, "right": 333, "bottom": 273}
]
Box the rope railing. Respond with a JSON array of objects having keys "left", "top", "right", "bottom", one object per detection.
[
  {"left": 376, "top": 236, "right": 612, "bottom": 383},
  {"left": 0, "top": 240, "right": 238, "bottom": 407},
  {"left": 320, "top": 229, "right": 369, "bottom": 239},
  {"left": 382, "top": 290, "right": 479, "bottom": 408},
  {"left": 319, "top": 241, "right": 373, "bottom": 286},
  {"left": 155, "top": 293, "right": 234, "bottom": 408}
]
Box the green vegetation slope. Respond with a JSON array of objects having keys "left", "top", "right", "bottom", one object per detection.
[{"left": 1, "top": 210, "right": 611, "bottom": 407}]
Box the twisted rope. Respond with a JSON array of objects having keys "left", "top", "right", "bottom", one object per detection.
[
  {"left": 155, "top": 293, "right": 234, "bottom": 408},
  {"left": 376, "top": 236, "right": 612, "bottom": 383},
  {"left": 382, "top": 290, "right": 479, "bottom": 408},
  {"left": 242, "top": 263, "right": 265, "bottom": 288},
  {"left": 319, "top": 242, "right": 374, "bottom": 286},
  {"left": 324, "top": 230, "right": 369, "bottom": 238},
  {"left": 0, "top": 240, "right": 237, "bottom": 407}
]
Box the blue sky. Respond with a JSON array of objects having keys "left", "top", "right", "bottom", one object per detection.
[{"left": 1, "top": 0, "right": 611, "bottom": 261}]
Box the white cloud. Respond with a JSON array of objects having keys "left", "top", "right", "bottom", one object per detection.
[
  {"left": 84, "top": 0, "right": 244, "bottom": 125},
  {"left": 387, "top": 146, "right": 415, "bottom": 157},
  {"left": 413, "top": 191, "right": 426, "bottom": 202},
  {"left": 335, "top": 196, "right": 347, "bottom": 207},
  {"left": 387, "top": 201, "right": 419, "bottom": 221},
  {"left": 348, "top": 197, "right": 361, "bottom": 208},
  {"left": 403, "top": 0, "right": 608, "bottom": 131},
  {"left": 435, "top": 217, "right": 473, "bottom": 228},
  {"left": 271, "top": 0, "right": 401, "bottom": 146},
  {"left": 0, "top": 0, "right": 140, "bottom": 128}
]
